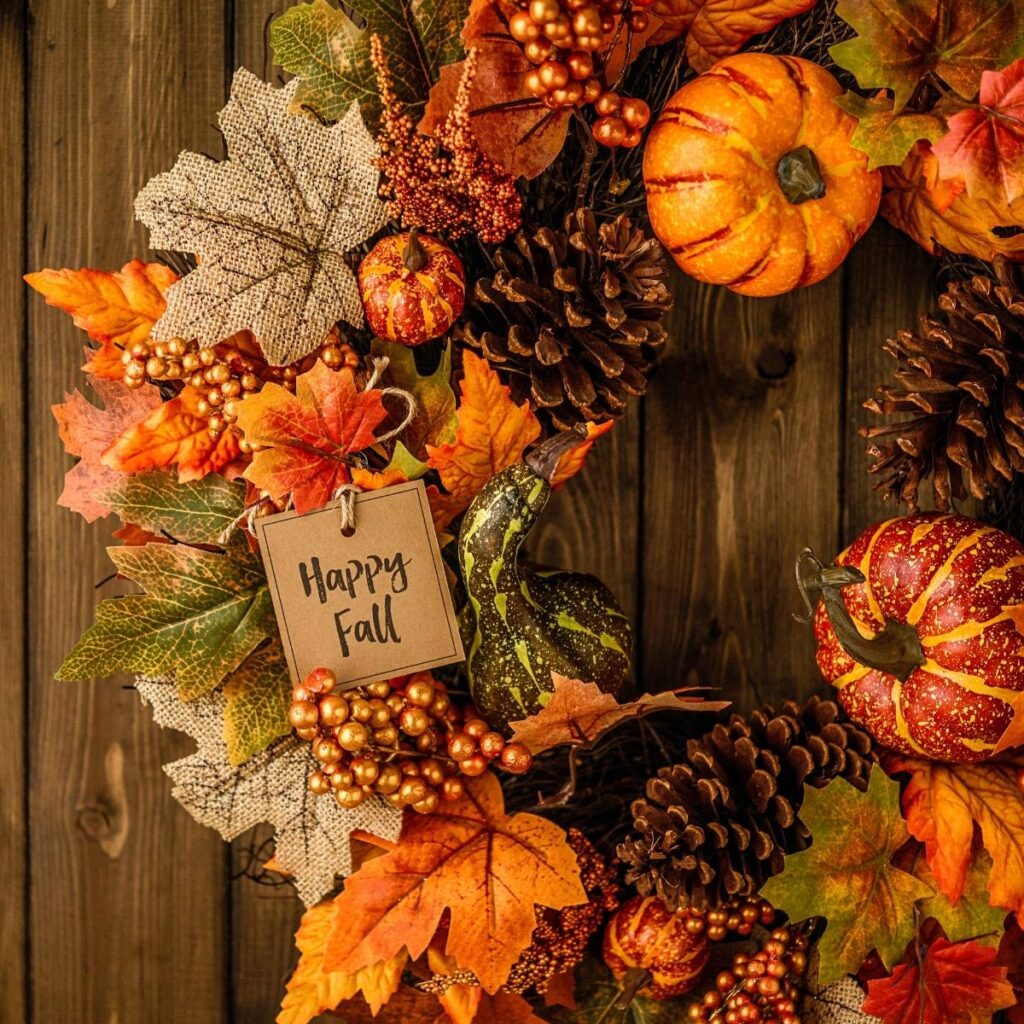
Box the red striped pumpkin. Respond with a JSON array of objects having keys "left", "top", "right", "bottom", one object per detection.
[
  {"left": 643, "top": 53, "right": 881, "bottom": 296},
  {"left": 358, "top": 230, "right": 465, "bottom": 346},
  {"left": 602, "top": 895, "right": 709, "bottom": 999},
  {"left": 813, "top": 513, "right": 1024, "bottom": 762}
]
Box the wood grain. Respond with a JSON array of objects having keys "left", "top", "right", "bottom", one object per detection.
[
  {"left": 26, "top": 3, "right": 230, "bottom": 1021},
  {"left": 0, "top": 4, "right": 27, "bottom": 1021},
  {"left": 641, "top": 271, "right": 845, "bottom": 710}
]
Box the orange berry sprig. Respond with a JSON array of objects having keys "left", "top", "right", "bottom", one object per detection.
[
  {"left": 509, "top": 0, "right": 653, "bottom": 148},
  {"left": 684, "top": 897, "right": 777, "bottom": 942},
  {"left": 288, "top": 668, "right": 533, "bottom": 815}
]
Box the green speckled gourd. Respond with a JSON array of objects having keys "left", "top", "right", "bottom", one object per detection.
[{"left": 458, "top": 429, "right": 633, "bottom": 732}]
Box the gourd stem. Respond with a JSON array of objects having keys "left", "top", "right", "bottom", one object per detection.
[
  {"left": 403, "top": 227, "right": 428, "bottom": 272},
  {"left": 795, "top": 550, "right": 926, "bottom": 683},
  {"left": 777, "top": 145, "right": 827, "bottom": 205},
  {"left": 525, "top": 424, "right": 590, "bottom": 481},
  {"left": 616, "top": 968, "right": 653, "bottom": 1008}
]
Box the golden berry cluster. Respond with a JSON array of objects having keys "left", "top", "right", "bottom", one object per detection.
[
  {"left": 121, "top": 330, "right": 358, "bottom": 438},
  {"left": 687, "top": 927, "right": 810, "bottom": 1024},
  {"left": 684, "top": 897, "right": 777, "bottom": 942},
  {"left": 509, "top": 0, "right": 652, "bottom": 147},
  {"left": 289, "top": 667, "right": 533, "bottom": 814},
  {"left": 372, "top": 36, "right": 522, "bottom": 245}
]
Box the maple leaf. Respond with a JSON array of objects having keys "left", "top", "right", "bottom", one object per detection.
[
  {"left": 888, "top": 752, "right": 1024, "bottom": 925},
  {"left": 426, "top": 350, "right": 540, "bottom": 527},
  {"left": 508, "top": 673, "right": 728, "bottom": 756},
  {"left": 57, "top": 542, "right": 275, "bottom": 700},
  {"left": 835, "top": 92, "right": 946, "bottom": 169},
  {"left": 862, "top": 935, "right": 1015, "bottom": 1024},
  {"left": 933, "top": 59, "right": 1024, "bottom": 205},
  {"left": 270, "top": 0, "right": 468, "bottom": 130},
  {"left": 830, "top": 0, "right": 1024, "bottom": 111},
  {"left": 323, "top": 771, "right": 586, "bottom": 993},
  {"left": 279, "top": 901, "right": 407, "bottom": 1024},
  {"left": 224, "top": 639, "right": 292, "bottom": 765},
  {"left": 26, "top": 260, "right": 177, "bottom": 380},
  {"left": 649, "top": 0, "right": 816, "bottom": 71},
  {"left": 549, "top": 421, "right": 614, "bottom": 489},
  {"left": 916, "top": 851, "right": 1008, "bottom": 948},
  {"left": 134, "top": 69, "right": 387, "bottom": 366},
  {"left": 102, "top": 385, "right": 243, "bottom": 482},
  {"left": 881, "top": 142, "right": 1024, "bottom": 262},
  {"left": 234, "top": 363, "right": 390, "bottom": 515},
  {"left": 51, "top": 376, "right": 162, "bottom": 522},
  {"left": 761, "top": 771, "right": 935, "bottom": 986}
]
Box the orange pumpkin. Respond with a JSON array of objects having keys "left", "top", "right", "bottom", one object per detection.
[{"left": 643, "top": 54, "right": 882, "bottom": 296}]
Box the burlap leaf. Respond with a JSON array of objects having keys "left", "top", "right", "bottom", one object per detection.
[
  {"left": 135, "top": 676, "right": 402, "bottom": 906},
  {"left": 805, "top": 977, "right": 881, "bottom": 1024},
  {"left": 135, "top": 68, "right": 387, "bottom": 366}
]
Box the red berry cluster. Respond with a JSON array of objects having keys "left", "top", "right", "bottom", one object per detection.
[
  {"left": 687, "top": 926, "right": 810, "bottom": 1024},
  {"left": 289, "top": 667, "right": 533, "bottom": 814},
  {"left": 509, "top": 0, "right": 653, "bottom": 148}
]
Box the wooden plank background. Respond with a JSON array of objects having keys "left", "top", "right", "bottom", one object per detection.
[{"left": 1, "top": 2, "right": 952, "bottom": 1020}]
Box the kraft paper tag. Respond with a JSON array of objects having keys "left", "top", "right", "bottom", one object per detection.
[{"left": 255, "top": 480, "right": 464, "bottom": 686}]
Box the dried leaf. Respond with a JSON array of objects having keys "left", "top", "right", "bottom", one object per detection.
[
  {"left": 324, "top": 772, "right": 586, "bottom": 993},
  {"left": 235, "top": 362, "right": 390, "bottom": 515},
  {"left": 279, "top": 901, "right": 408, "bottom": 1024},
  {"left": 135, "top": 677, "right": 402, "bottom": 906},
  {"left": 835, "top": 92, "right": 946, "bottom": 170},
  {"left": 831, "top": 0, "right": 1024, "bottom": 110},
  {"left": 549, "top": 421, "right": 614, "bottom": 490},
  {"left": 270, "top": 0, "right": 468, "bottom": 130},
  {"left": 224, "top": 639, "right": 292, "bottom": 764},
  {"left": 26, "top": 259, "right": 177, "bottom": 380},
  {"left": 135, "top": 69, "right": 387, "bottom": 366},
  {"left": 102, "top": 385, "right": 243, "bottom": 482},
  {"left": 508, "top": 673, "right": 728, "bottom": 755},
  {"left": 650, "top": 0, "right": 816, "bottom": 70},
  {"left": 862, "top": 935, "right": 1015, "bottom": 1024},
  {"left": 426, "top": 350, "right": 540, "bottom": 528},
  {"left": 933, "top": 59, "right": 1024, "bottom": 205},
  {"left": 761, "top": 771, "right": 935, "bottom": 986},
  {"left": 51, "top": 376, "right": 162, "bottom": 522},
  {"left": 888, "top": 753, "right": 1024, "bottom": 925}
]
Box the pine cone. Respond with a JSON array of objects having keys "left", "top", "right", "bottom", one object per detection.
[
  {"left": 617, "top": 696, "right": 876, "bottom": 912},
  {"left": 454, "top": 208, "right": 672, "bottom": 430},
  {"left": 863, "top": 257, "right": 1024, "bottom": 512}
]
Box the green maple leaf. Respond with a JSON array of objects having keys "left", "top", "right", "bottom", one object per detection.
[
  {"left": 56, "top": 543, "right": 274, "bottom": 700},
  {"left": 270, "top": 0, "right": 468, "bottom": 129},
  {"left": 830, "top": 0, "right": 1024, "bottom": 110},
  {"left": 761, "top": 770, "right": 935, "bottom": 987},
  {"left": 917, "top": 851, "right": 1008, "bottom": 947},
  {"left": 97, "top": 470, "right": 245, "bottom": 545},
  {"left": 223, "top": 638, "right": 292, "bottom": 764},
  {"left": 835, "top": 92, "right": 947, "bottom": 169}
]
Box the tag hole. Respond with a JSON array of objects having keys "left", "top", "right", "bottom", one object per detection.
[{"left": 341, "top": 526, "right": 356, "bottom": 538}]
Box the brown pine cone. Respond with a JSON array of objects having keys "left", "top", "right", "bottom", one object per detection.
[
  {"left": 617, "top": 696, "right": 876, "bottom": 912},
  {"left": 454, "top": 208, "right": 672, "bottom": 431},
  {"left": 863, "top": 256, "right": 1024, "bottom": 512}
]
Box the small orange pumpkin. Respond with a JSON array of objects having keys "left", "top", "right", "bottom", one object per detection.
[{"left": 643, "top": 53, "right": 881, "bottom": 296}]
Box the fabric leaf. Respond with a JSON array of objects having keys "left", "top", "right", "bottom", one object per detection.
[
  {"left": 917, "top": 851, "right": 1008, "bottom": 947},
  {"left": 224, "top": 639, "right": 293, "bottom": 765},
  {"left": 323, "top": 771, "right": 586, "bottom": 993},
  {"left": 235, "top": 362, "right": 390, "bottom": 515},
  {"left": 26, "top": 260, "right": 177, "bottom": 380},
  {"left": 135, "top": 69, "right": 387, "bottom": 366},
  {"left": 835, "top": 92, "right": 946, "bottom": 170},
  {"left": 56, "top": 543, "right": 275, "bottom": 700},
  {"left": 761, "top": 771, "right": 935, "bottom": 986}
]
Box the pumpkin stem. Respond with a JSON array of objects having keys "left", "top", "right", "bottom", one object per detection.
[
  {"left": 403, "top": 227, "right": 429, "bottom": 272},
  {"left": 794, "top": 548, "right": 926, "bottom": 682},
  {"left": 776, "top": 145, "right": 827, "bottom": 205},
  {"left": 616, "top": 968, "right": 653, "bottom": 1008},
  {"left": 525, "top": 424, "right": 590, "bottom": 482}
]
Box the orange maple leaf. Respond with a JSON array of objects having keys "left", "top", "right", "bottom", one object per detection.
[
  {"left": 234, "top": 362, "right": 389, "bottom": 515},
  {"left": 323, "top": 772, "right": 586, "bottom": 994},
  {"left": 52, "top": 376, "right": 163, "bottom": 522},
  {"left": 508, "top": 673, "right": 728, "bottom": 755},
  {"left": 426, "top": 351, "right": 540, "bottom": 528},
  {"left": 102, "top": 385, "right": 243, "bottom": 482},
  {"left": 26, "top": 260, "right": 177, "bottom": 380},
  {"left": 862, "top": 935, "right": 1015, "bottom": 1024},
  {"left": 889, "top": 753, "right": 1024, "bottom": 924},
  {"left": 351, "top": 466, "right": 410, "bottom": 491},
  {"left": 278, "top": 902, "right": 407, "bottom": 1024}
]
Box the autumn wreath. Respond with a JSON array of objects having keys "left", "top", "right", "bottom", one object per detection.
[{"left": 27, "top": 0, "right": 1024, "bottom": 1021}]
